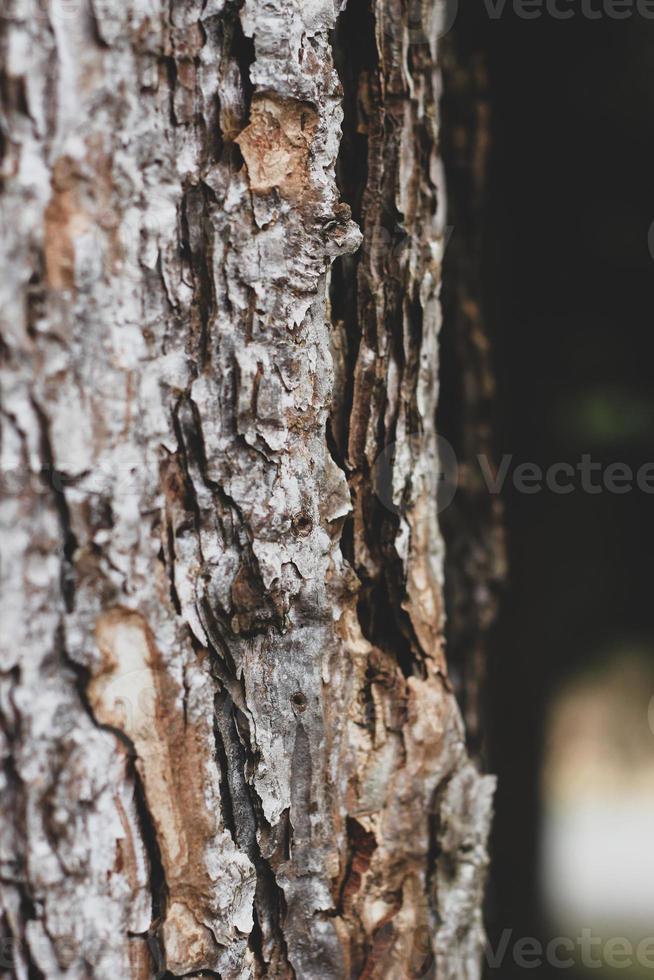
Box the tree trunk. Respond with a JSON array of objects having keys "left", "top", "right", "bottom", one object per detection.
[{"left": 0, "top": 1, "right": 494, "bottom": 978}]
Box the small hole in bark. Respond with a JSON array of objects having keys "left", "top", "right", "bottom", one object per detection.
[
  {"left": 293, "top": 514, "right": 312, "bottom": 535},
  {"left": 291, "top": 692, "right": 307, "bottom": 712}
]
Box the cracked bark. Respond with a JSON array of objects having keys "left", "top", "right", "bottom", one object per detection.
[{"left": 0, "top": 1, "right": 495, "bottom": 978}]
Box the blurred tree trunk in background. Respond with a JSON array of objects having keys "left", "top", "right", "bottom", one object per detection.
[
  {"left": 0, "top": 1, "right": 494, "bottom": 977},
  {"left": 439, "top": 14, "right": 506, "bottom": 762}
]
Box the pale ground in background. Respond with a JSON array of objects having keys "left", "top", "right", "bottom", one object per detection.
[{"left": 542, "top": 652, "right": 654, "bottom": 975}]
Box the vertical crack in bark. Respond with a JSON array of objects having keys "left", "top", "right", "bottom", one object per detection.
[
  {"left": 169, "top": 388, "right": 295, "bottom": 976},
  {"left": 31, "top": 400, "right": 78, "bottom": 614},
  {"left": 331, "top": 0, "right": 425, "bottom": 681},
  {"left": 63, "top": 646, "right": 168, "bottom": 972},
  {"left": 213, "top": 690, "right": 294, "bottom": 979},
  {"left": 31, "top": 405, "right": 167, "bottom": 972},
  {"left": 330, "top": 0, "right": 375, "bottom": 505},
  {"left": 181, "top": 184, "right": 216, "bottom": 370}
]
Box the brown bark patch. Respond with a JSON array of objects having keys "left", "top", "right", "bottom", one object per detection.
[
  {"left": 44, "top": 157, "right": 91, "bottom": 290},
  {"left": 236, "top": 94, "right": 319, "bottom": 199},
  {"left": 89, "top": 607, "right": 250, "bottom": 969}
]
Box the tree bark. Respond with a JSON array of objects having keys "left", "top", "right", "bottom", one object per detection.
[{"left": 0, "top": 1, "right": 494, "bottom": 978}]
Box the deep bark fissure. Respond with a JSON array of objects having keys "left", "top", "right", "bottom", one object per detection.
[
  {"left": 170, "top": 387, "right": 294, "bottom": 974},
  {"left": 331, "top": 0, "right": 430, "bottom": 682},
  {"left": 180, "top": 184, "right": 216, "bottom": 370},
  {"left": 330, "top": 0, "right": 376, "bottom": 456},
  {"left": 213, "top": 686, "right": 294, "bottom": 979},
  {"left": 34, "top": 406, "right": 169, "bottom": 972},
  {"left": 171, "top": 379, "right": 294, "bottom": 975},
  {"left": 56, "top": 632, "right": 168, "bottom": 973},
  {"left": 32, "top": 400, "right": 78, "bottom": 613}
]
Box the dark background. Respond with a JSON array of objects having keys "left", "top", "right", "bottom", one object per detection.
[{"left": 441, "top": 2, "right": 654, "bottom": 977}]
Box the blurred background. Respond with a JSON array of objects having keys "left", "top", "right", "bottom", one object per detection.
[{"left": 440, "top": 3, "right": 654, "bottom": 977}]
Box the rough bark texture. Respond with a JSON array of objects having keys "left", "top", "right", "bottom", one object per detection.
[{"left": 0, "top": 1, "right": 494, "bottom": 978}]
